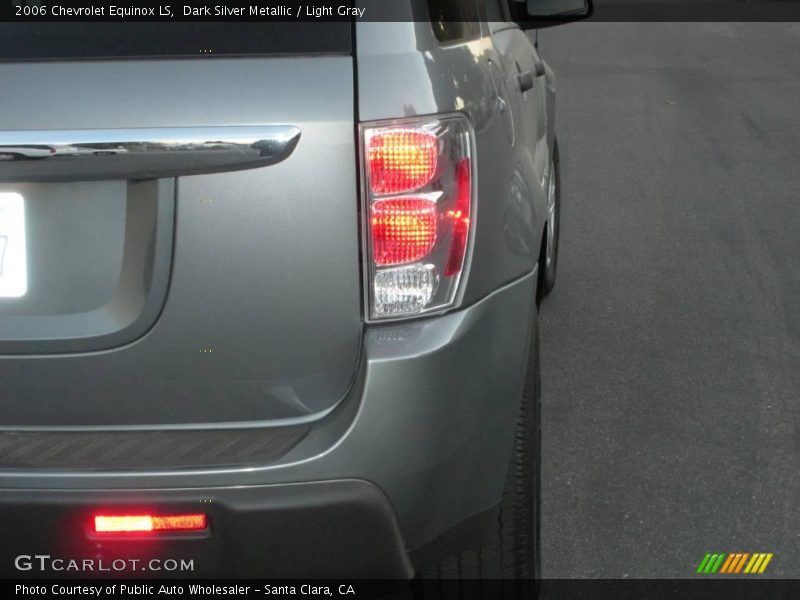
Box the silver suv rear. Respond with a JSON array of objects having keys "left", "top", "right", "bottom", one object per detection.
[{"left": 0, "top": 0, "right": 590, "bottom": 581}]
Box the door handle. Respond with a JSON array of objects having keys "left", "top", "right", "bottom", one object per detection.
[
  {"left": 518, "top": 70, "right": 535, "bottom": 93},
  {"left": 0, "top": 125, "right": 301, "bottom": 183}
]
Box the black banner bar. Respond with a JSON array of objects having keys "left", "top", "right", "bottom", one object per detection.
[
  {"left": 5, "top": 580, "right": 800, "bottom": 600},
  {"left": 3, "top": 0, "right": 800, "bottom": 22}
]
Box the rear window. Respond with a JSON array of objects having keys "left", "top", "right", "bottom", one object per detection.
[{"left": 0, "top": 23, "right": 351, "bottom": 61}]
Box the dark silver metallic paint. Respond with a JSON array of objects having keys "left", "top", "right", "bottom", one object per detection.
[
  {"left": 0, "top": 8, "right": 560, "bottom": 568},
  {"left": 0, "top": 56, "right": 361, "bottom": 425}
]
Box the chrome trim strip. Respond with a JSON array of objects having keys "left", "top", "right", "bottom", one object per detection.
[{"left": 0, "top": 125, "right": 301, "bottom": 182}]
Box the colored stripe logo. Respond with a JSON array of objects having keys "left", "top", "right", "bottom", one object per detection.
[{"left": 697, "top": 553, "right": 773, "bottom": 574}]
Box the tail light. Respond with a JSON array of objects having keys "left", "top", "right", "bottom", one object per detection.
[
  {"left": 362, "top": 115, "right": 474, "bottom": 319},
  {"left": 367, "top": 130, "right": 438, "bottom": 195},
  {"left": 371, "top": 196, "right": 439, "bottom": 266},
  {"left": 93, "top": 513, "right": 207, "bottom": 534}
]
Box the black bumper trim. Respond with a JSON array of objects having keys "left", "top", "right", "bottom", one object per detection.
[
  {"left": 0, "top": 426, "right": 308, "bottom": 470},
  {"left": 0, "top": 479, "right": 412, "bottom": 578}
]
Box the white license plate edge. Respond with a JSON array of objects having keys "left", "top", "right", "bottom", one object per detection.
[{"left": 0, "top": 191, "right": 28, "bottom": 298}]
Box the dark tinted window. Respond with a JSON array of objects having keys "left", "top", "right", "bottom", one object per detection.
[
  {"left": 427, "top": 0, "right": 481, "bottom": 43},
  {"left": 485, "top": 0, "right": 509, "bottom": 21},
  {"left": 0, "top": 23, "right": 351, "bottom": 61}
]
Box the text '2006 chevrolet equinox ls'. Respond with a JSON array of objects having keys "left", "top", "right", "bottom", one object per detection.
[{"left": 0, "top": 0, "right": 591, "bottom": 582}]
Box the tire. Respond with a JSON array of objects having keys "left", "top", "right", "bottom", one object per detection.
[
  {"left": 418, "top": 308, "right": 541, "bottom": 588},
  {"left": 539, "top": 138, "right": 560, "bottom": 300}
]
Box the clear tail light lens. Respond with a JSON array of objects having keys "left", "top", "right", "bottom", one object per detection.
[
  {"left": 362, "top": 116, "right": 474, "bottom": 319},
  {"left": 373, "top": 264, "right": 436, "bottom": 317}
]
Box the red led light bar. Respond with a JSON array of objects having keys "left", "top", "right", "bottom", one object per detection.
[{"left": 93, "top": 513, "right": 207, "bottom": 533}]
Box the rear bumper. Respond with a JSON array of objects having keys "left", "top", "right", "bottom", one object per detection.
[
  {"left": 0, "top": 480, "right": 410, "bottom": 578},
  {"left": 0, "top": 270, "right": 537, "bottom": 577}
]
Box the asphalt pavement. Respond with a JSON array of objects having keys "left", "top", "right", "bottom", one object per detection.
[{"left": 536, "top": 23, "right": 800, "bottom": 578}]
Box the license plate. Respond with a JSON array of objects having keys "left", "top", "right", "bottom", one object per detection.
[{"left": 0, "top": 192, "right": 27, "bottom": 298}]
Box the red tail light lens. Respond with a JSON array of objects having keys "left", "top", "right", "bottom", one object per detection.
[
  {"left": 362, "top": 116, "right": 474, "bottom": 319},
  {"left": 371, "top": 197, "right": 438, "bottom": 266},
  {"left": 445, "top": 159, "right": 472, "bottom": 276},
  {"left": 367, "top": 130, "right": 438, "bottom": 195},
  {"left": 93, "top": 513, "right": 207, "bottom": 534}
]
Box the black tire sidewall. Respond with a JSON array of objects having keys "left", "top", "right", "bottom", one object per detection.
[{"left": 543, "top": 140, "right": 561, "bottom": 293}]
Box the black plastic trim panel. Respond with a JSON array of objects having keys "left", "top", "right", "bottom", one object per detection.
[
  {"left": 0, "top": 425, "right": 308, "bottom": 470},
  {"left": 0, "top": 480, "right": 412, "bottom": 578}
]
